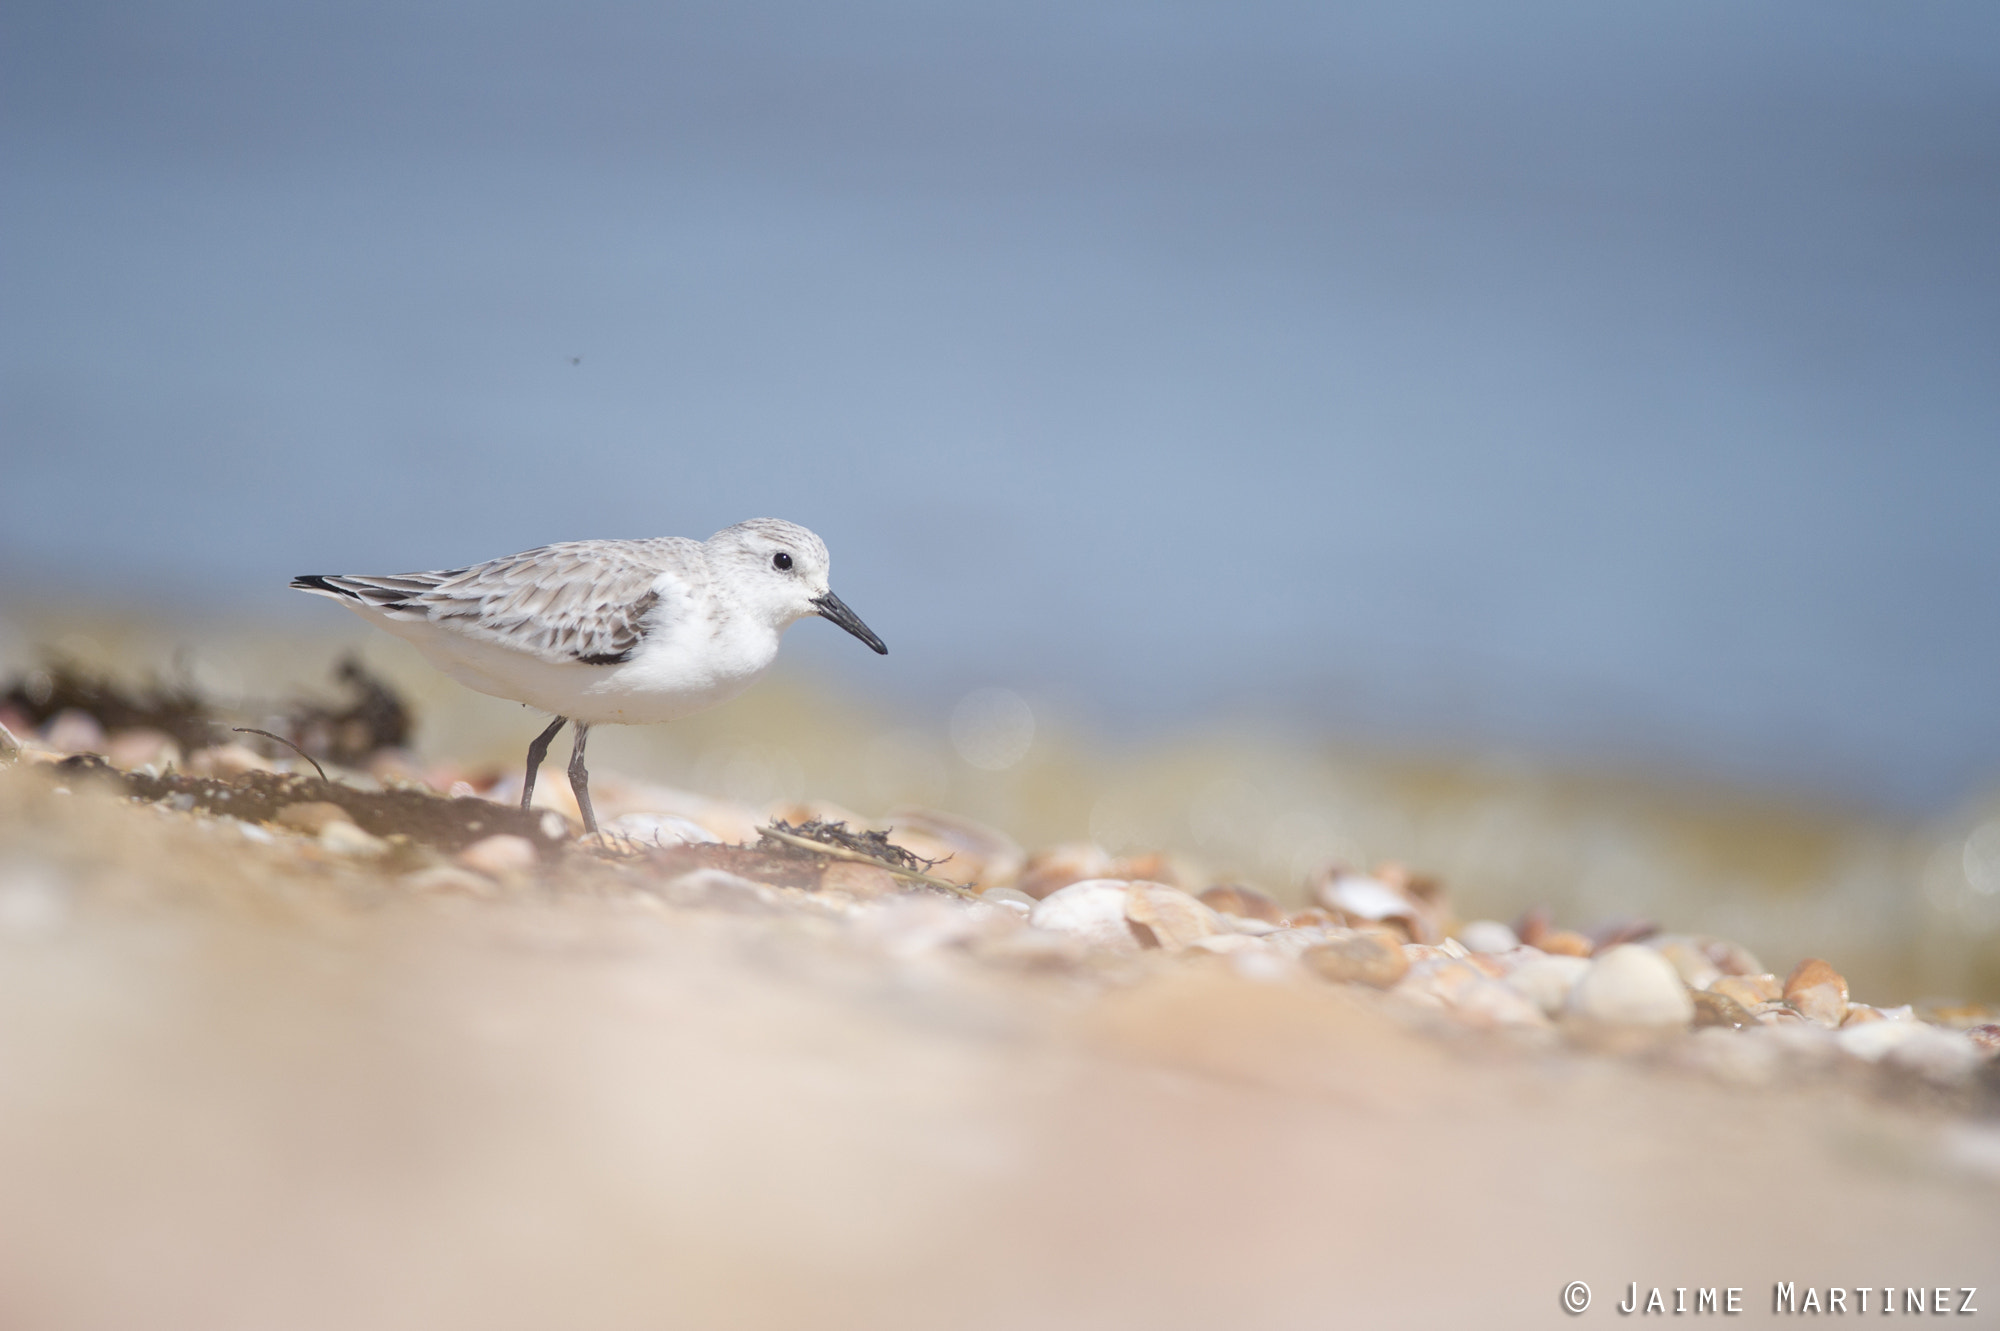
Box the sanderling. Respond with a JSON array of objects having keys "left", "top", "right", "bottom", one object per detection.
[{"left": 291, "top": 518, "right": 886, "bottom": 835}]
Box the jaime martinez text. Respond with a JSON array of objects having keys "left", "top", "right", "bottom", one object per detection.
[{"left": 1599, "top": 1283, "right": 1979, "bottom": 1315}]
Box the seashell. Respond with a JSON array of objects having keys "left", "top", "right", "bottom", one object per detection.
[
  {"left": 977, "top": 886, "right": 1038, "bottom": 912},
  {"left": 320, "top": 820, "right": 391, "bottom": 859},
  {"left": 1587, "top": 917, "right": 1659, "bottom": 952},
  {"left": 1016, "top": 842, "right": 1115, "bottom": 900},
  {"left": 1651, "top": 937, "right": 1722, "bottom": 991},
  {"left": 1301, "top": 932, "right": 1410, "bottom": 989},
  {"left": 1124, "top": 882, "right": 1227, "bottom": 952},
  {"left": 1691, "top": 989, "right": 1757, "bottom": 1030},
  {"left": 1753, "top": 1003, "right": 1808, "bottom": 1027},
  {"left": 1108, "top": 852, "right": 1190, "bottom": 889},
  {"left": 1456, "top": 920, "right": 1519, "bottom": 954},
  {"left": 1449, "top": 978, "right": 1552, "bottom": 1030},
  {"left": 606, "top": 812, "right": 720, "bottom": 846},
  {"left": 1027, "top": 879, "right": 1144, "bottom": 953},
  {"left": 1564, "top": 945, "right": 1694, "bottom": 1029},
  {"left": 1538, "top": 929, "right": 1595, "bottom": 958},
  {"left": 41, "top": 709, "right": 107, "bottom": 755},
  {"left": 657, "top": 869, "right": 785, "bottom": 914},
  {"left": 1183, "top": 933, "right": 1269, "bottom": 956},
  {"left": 456, "top": 834, "right": 538, "bottom": 879},
  {"left": 105, "top": 728, "right": 179, "bottom": 772},
  {"left": 1198, "top": 884, "right": 1287, "bottom": 926},
  {"left": 1502, "top": 954, "right": 1592, "bottom": 1015},
  {"left": 1842, "top": 1023, "right": 1982, "bottom": 1085},
  {"left": 274, "top": 801, "right": 355, "bottom": 835},
  {"left": 187, "top": 743, "right": 278, "bottom": 778},
  {"left": 1710, "top": 973, "right": 1782, "bottom": 1008},
  {"left": 1782, "top": 958, "right": 1848, "bottom": 1028},
  {"left": 1394, "top": 956, "right": 1484, "bottom": 1007},
  {"left": 1311, "top": 871, "right": 1438, "bottom": 942},
  {"left": 1699, "top": 936, "right": 1765, "bottom": 977}
]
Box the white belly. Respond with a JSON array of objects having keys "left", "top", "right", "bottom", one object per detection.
[{"left": 357, "top": 605, "right": 783, "bottom": 726}]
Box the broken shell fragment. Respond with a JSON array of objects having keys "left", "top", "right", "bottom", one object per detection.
[{"left": 1782, "top": 958, "right": 1849, "bottom": 1028}]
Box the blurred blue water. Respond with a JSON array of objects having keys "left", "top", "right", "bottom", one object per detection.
[{"left": 4, "top": 0, "right": 1998, "bottom": 809}]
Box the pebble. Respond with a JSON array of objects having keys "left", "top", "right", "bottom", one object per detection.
[
  {"left": 1835, "top": 1020, "right": 1984, "bottom": 1084},
  {"left": 1124, "top": 882, "right": 1227, "bottom": 952},
  {"left": 456, "top": 834, "right": 538, "bottom": 879},
  {"left": 41, "top": 709, "right": 107, "bottom": 755},
  {"left": 1449, "top": 978, "right": 1553, "bottom": 1030},
  {"left": 1457, "top": 920, "right": 1520, "bottom": 954},
  {"left": 1503, "top": 954, "right": 1592, "bottom": 1015},
  {"left": 1301, "top": 932, "right": 1410, "bottom": 989},
  {"left": 1782, "top": 958, "right": 1849, "bottom": 1028},
  {"left": 1710, "top": 973, "right": 1782, "bottom": 1008},
  {"left": 605, "top": 812, "right": 719, "bottom": 846},
  {"left": 320, "top": 820, "right": 390, "bottom": 858},
  {"left": 1882, "top": 1028, "right": 1983, "bottom": 1086},
  {"left": 1028, "top": 879, "right": 1144, "bottom": 953},
  {"left": 274, "top": 801, "right": 356, "bottom": 835},
  {"left": 1564, "top": 945, "right": 1694, "bottom": 1029},
  {"left": 978, "top": 886, "right": 1038, "bottom": 911},
  {"left": 1836, "top": 1020, "right": 1927, "bottom": 1062},
  {"left": 1691, "top": 989, "right": 1757, "bottom": 1030},
  {"left": 1197, "top": 884, "right": 1287, "bottom": 926},
  {"left": 1539, "top": 930, "right": 1595, "bottom": 958},
  {"left": 1699, "top": 936, "right": 1765, "bottom": 977},
  {"left": 187, "top": 743, "right": 279, "bottom": 778},
  {"left": 1651, "top": 936, "right": 1722, "bottom": 991},
  {"left": 105, "top": 728, "right": 179, "bottom": 771}
]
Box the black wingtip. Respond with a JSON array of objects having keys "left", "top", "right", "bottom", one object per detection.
[{"left": 291, "top": 574, "right": 357, "bottom": 599}]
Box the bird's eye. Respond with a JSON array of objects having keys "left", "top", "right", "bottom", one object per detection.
[{"left": 773, "top": 552, "right": 793, "bottom": 571}]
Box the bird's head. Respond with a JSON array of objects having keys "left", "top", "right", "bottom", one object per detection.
[{"left": 706, "top": 518, "right": 887, "bottom": 654}]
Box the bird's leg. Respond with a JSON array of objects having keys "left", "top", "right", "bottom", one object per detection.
[
  {"left": 567, "top": 721, "right": 598, "bottom": 837},
  {"left": 521, "top": 715, "right": 568, "bottom": 813}
]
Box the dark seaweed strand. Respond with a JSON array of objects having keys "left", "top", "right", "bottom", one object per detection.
[{"left": 761, "top": 819, "right": 948, "bottom": 873}]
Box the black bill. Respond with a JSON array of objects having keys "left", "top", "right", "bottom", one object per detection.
[{"left": 811, "top": 591, "right": 888, "bottom": 655}]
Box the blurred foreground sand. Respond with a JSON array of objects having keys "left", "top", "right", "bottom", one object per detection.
[{"left": 0, "top": 770, "right": 1996, "bottom": 1330}]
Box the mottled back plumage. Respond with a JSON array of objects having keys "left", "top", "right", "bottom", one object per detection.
[{"left": 293, "top": 538, "right": 694, "bottom": 666}]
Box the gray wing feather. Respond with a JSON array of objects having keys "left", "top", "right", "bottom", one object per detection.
[{"left": 305, "top": 540, "right": 686, "bottom": 665}]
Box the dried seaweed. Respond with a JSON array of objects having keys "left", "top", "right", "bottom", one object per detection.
[
  {"left": 2, "top": 658, "right": 217, "bottom": 752},
  {"left": 756, "top": 819, "right": 972, "bottom": 896},
  {"left": 757, "top": 819, "right": 947, "bottom": 874},
  {"left": 48, "top": 755, "right": 565, "bottom": 859},
  {"left": 285, "top": 656, "right": 412, "bottom": 766}
]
